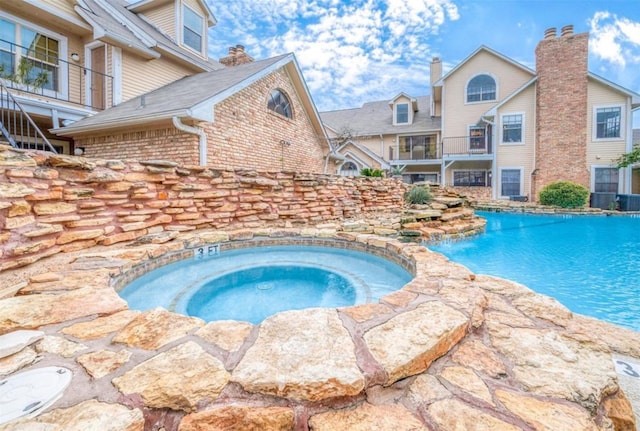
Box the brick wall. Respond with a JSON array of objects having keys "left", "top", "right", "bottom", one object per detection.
[
  {"left": 77, "top": 127, "right": 200, "bottom": 166},
  {"left": 0, "top": 146, "right": 406, "bottom": 271},
  {"left": 534, "top": 27, "right": 589, "bottom": 198},
  {"left": 74, "top": 67, "right": 328, "bottom": 173},
  {"left": 204, "top": 68, "right": 327, "bottom": 173}
]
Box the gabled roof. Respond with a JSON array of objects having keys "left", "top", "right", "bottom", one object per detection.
[
  {"left": 588, "top": 72, "right": 640, "bottom": 109},
  {"left": 320, "top": 95, "right": 440, "bottom": 136},
  {"left": 75, "top": 0, "right": 222, "bottom": 70},
  {"left": 337, "top": 140, "right": 389, "bottom": 169},
  {"left": 483, "top": 77, "right": 538, "bottom": 117},
  {"left": 388, "top": 92, "right": 418, "bottom": 111},
  {"left": 433, "top": 45, "right": 535, "bottom": 87},
  {"left": 54, "top": 53, "right": 328, "bottom": 144},
  {"left": 127, "top": 0, "right": 217, "bottom": 26}
]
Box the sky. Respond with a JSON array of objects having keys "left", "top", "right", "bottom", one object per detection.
[{"left": 205, "top": 0, "right": 640, "bottom": 125}]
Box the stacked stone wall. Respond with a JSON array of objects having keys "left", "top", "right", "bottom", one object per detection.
[{"left": 0, "top": 146, "right": 406, "bottom": 271}]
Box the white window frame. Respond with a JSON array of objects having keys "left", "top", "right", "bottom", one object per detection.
[
  {"left": 500, "top": 112, "right": 525, "bottom": 144},
  {"left": 181, "top": 3, "right": 205, "bottom": 55},
  {"left": 0, "top": 11, "right": 68, "bottom": 99},
  {"left": 591, "top": 165, "right": 621, "bottom": 193},
  {"left": 467, "top": 124, "right": 487, "bottom": 152},
  {"left": 452, "top": 169, "right": 488, "bottom": 187},
  {"left": 465, "top": 73, "right": 497, "bottom": 105},
  {"left": 498, "top": 167, "right": 524, "bottom": 198},
  {"left": 592, "top": 104, "right": 624, "bottom": 141},
  {"left": 394, "top": 102, "right": 410, "bottom": 125}
]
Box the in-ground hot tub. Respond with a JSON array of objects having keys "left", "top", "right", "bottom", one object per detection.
[{"left": 117, "top": 239, "right": 414, "bottom": 324}]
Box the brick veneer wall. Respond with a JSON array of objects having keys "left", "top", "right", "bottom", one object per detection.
[
  {"left": 534, "top": 29, "right": 589, "bottom": 198},
  {"left": 0, "top": 147, "right": 406, "bottom": 271},
  {"left": 74, "top": 68, "right": 328, "bottom": 173}
]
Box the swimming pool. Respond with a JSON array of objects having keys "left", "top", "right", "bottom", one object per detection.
[
  {"left": 118, "top": 244, "right": 413, "bottom": 324},
  {"left": 430, "top": 212, "right": 640, "bottom": 332}
]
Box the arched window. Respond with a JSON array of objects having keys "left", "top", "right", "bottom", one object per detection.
[
  {"left": 268, "top": 89, "right": 293, "bottom": 118},
  {"left": 466, "top": 74, "right": 496, "bottom": 102},
  {"left": 339, "top": 161, "right": 359, "bottom": 176}
]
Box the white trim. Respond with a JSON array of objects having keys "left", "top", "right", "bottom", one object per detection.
[
  {"left": 498, "top": 166, "right": 523, "bottom": 199},
  {"left": 84, "top": 41, "right": 107, "bottom": 110},
  {"left": 393, "top": 102, "right": 410, "bottom": 125},
  {"left": 22, "top": 0, "right": 92, "bottom": 30},
  {"left": 464, "top": 72, "right": 498, "bottom": 105},
  {"left": 592, "top": 104, "right": 625, "bottom": 142},
  {"left": 591, "top": 165, "right": 622, "bottom": 193},
  {"left": 467, "top": 124, "right": 487, "bottom": 152},
  {"left": 499, "top": 112, "right": 525, "bottom": 145},
  {"left": 111, "top": 46, "right": 123, "bottom": 105}
]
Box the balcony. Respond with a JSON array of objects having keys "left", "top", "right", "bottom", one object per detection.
[
  {"left": 441, "top": 136, "right": 493, "bottom": 158},
  {"left": 0, "top": 39, "right": 113, "bottom": 112}
]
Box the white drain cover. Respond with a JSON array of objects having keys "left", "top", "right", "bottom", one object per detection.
[{"left": 0, "top": 366, "right": 72, "bottom": 425}]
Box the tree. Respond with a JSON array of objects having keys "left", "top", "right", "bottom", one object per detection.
[{"left": 616, "top": 144, "right": 640, "bottom": 168}]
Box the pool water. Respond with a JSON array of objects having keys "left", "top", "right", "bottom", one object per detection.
[
  {"left": 430, "top": 212, "right": 640, "bottom": 332},
  {"left": 119, "top": 245, "right": 413, "bottom": 324}
]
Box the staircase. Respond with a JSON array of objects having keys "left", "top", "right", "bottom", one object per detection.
[{"left": 0, "top": 80, "right": 58, "bottom": 153}]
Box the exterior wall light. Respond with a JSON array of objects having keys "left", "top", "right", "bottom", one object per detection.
[{"left": 70, "top": 53, "right": 80, "bottom": 62}]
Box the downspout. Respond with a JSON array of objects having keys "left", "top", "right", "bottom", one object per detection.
[
  {"left": 172, "top": 116, "right": 206, "bottom": 166},
  {"left": 480, "top": 115, "right": 496, "bottom": 199},
  {"left": 324, "top": 149, "right": 346, "bottom": 173}
]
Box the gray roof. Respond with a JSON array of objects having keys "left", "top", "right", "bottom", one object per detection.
[
  {"left": 76, "top": 0, "right": 223, "bottom": 71},
  {"left": 56, "top": 54, "right": 291, "bottom": 134},
  {"left": 320, "top": 95, "right": 441, "bottom": 136}
]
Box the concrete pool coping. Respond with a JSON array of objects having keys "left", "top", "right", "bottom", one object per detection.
[{"left": 0, "top": 224, "right": 639, "bottom": 430}]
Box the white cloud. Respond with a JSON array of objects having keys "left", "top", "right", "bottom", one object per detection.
[
  {"left": 207, "top": 0, "right": 458, "bottom": 110},
  {"left": 589, "top": 11, "right": 640, "bottom": 67}
]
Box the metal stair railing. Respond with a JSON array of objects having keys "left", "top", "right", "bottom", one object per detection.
[{"left": 0, "top": 79, "right": 57, "bottom": 153}]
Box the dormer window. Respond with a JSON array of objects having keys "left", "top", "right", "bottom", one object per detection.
[
  {"left": 396, "top": 103, "right": 409, "bottom": 124},
  {"left": 182, "top": 5, "right": 204, "bottom": 53},
  {"left": 466, "top": 74, "right": 496, "bottom": 103}
]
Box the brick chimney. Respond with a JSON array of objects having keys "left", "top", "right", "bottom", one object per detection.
[
  {"left": 533, "top": 24, "right": 589, "bottom": 199},
  {"left": 219, "top": 44, "right": 254, "bottom": 67}
]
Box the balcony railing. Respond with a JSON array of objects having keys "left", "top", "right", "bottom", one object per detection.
[
  {"left": 441, "top": 136, "right": 493, "bottom": 157},
  {"left": 0, "top": 39, "right": 113, "bottom": 111}
]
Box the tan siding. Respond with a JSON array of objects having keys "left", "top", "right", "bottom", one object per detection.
[
  {"left": 442, "top": 50, "right": 533, "bottom": 138},
  {"left": 38, "top": 0, "right": 77, "bottom": 17},
  {"left": 142, "top": 3, "right": 177, "bottom": 39},
  {"left": 496, "top": 84, "right": 536, "bottom": 198},
  {"left": 586, "top": 79, "right": 628, "bottom": 166},
  {"left": 121, "top": 56, "right": 193, "bottom": 101}
]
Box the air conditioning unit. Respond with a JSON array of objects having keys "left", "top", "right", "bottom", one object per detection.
[
  {"left": 589, "top": 193, "right": 616, "bottom": 210},
  {"left": 616, "top": 194, "right": 640, "bottom": 211}
]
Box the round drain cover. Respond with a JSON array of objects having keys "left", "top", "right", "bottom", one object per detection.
[{"left": 0, "top": 366, "right": 72, "bottom": 425}]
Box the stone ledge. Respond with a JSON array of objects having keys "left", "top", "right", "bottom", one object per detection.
[{"left": 0, "top": 227, "right": 636, "bottom": 430}]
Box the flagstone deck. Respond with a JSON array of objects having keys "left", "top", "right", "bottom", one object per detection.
[{"left": 0, "top": 225, "right": 638, "bottom": 430}]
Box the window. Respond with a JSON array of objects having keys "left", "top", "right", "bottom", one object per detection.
[
  {"left": 268, "top": 89, "right": 292, "bottom": 118},
  {"left": 595, "top": 107, "right": 621, "bottom": 139},
  {"left": 0, "top": 18, "right": 60, "bottom": 92},
  {"left": 501, "top": 169, "right": 521, "bottom": 197},
  {"left": 469, "top": 126, "right": 486, "bottom": 151},
  {"left": 398, "top": 135, "right": 437, "bottom": 160},
  {"left": 453, "top": 170, "right": 487, "bottom": 187},
  {"left": 502, "top": 114, "right": 523, "bottom": 143},
  {"left": 594, "top": 167, "right": 619, "bottom": 192},
  {"left": 183, "top": 5, "right": 204, "bottom": 52},
  {"left": 466, "top": 74, "right": 496, "bottom": 102},
  {"left": 396, "top": 103, "right": 409, "bottom": 124},
  {"left": 339, "top": 161, "right": 358, "bottom": 176}
]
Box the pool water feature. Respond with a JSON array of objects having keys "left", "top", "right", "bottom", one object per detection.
[
  {"left": 430, "top": 211, "right": 640, "bottom": 332},
  {"left": 119, "top": 244, "right": 413, "bottom": 324}
]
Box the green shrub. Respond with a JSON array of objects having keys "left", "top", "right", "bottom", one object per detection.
[
  {"left": 360, "top": 168, "right": 384, "bottom": 177},
  {"left": 538, "top": 181, "right": 589, "bottom": 208},
  {"left": 404, "top": 186, "right": 432, "bottom": 205}
]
